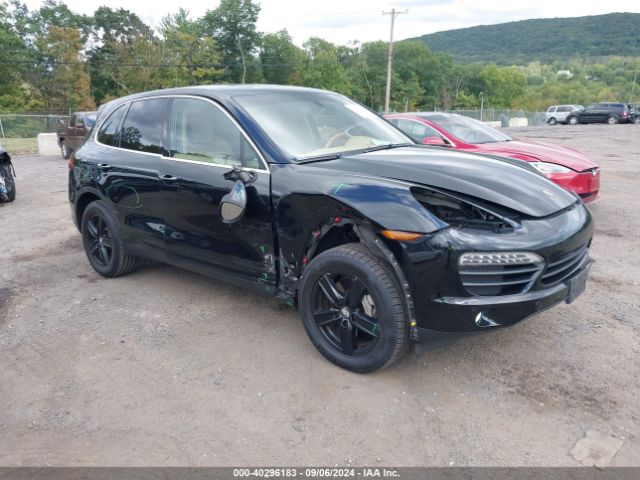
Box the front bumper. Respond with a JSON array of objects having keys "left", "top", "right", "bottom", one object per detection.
[{"left": 416, "top": 258, "right": 591, "bottom": 346}]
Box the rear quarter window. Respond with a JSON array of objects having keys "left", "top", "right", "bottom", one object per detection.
[
  {"left": 120, "top": 99, "right": 168, "bottom": 155},
  {"left": 97, "top": 105, "right": 127, "bottom": 147}
]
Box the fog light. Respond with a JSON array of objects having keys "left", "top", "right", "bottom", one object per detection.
[{"left": 459, "top": 252, "right": 543, "bottom": 266}]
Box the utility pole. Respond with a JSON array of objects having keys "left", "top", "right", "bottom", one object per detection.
[{"left": 383, "top": 8, "right": 408, "bottom": 113}]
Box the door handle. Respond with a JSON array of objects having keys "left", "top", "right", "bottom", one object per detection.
[
  {"left": 96, "top": 163, "right": 111, "bottom": 170},
  {"left": 160, "top": 174, "right": 178, "bottom": 181}
]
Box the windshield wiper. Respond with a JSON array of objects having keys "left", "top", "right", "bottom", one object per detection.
[
  {"left": 297, "top": 153, "right": 343, "bottom": 164},
  {"left": 364, "top": 142, "right": 413, "bottom": 153}
]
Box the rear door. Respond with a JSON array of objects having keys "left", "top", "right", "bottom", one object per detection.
[
  {"left": 160, "top": 96, "right": 275, "bottom": 293},
  {"left": 92, "top": 98, "right": 169, "bottom": 260}
]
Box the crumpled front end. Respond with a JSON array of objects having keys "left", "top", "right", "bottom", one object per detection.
[{"left": 389, "top": 200, "right": 594, "bottom": 338}]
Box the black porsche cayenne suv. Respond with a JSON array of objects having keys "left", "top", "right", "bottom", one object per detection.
[{"left": 68, "top": 86, "right": 593, "bottom": 372}]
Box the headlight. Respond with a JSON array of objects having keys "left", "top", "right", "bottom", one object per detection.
[
  {"left": 411, "top": 187, "right": 519, "bottom": 233},
  {"left": 530, "top": 162, "right": 572, "bottom": 174}
]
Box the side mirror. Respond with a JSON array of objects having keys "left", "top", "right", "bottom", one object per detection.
[
  {"left": 422, "top": 136, "right": 447, "bottom": 146},
  {"left": 220, "top": 180, "right": 247, "bottom": 224},
  {"left": 223, "top": 165, "right": 257, "bottom": 184}
]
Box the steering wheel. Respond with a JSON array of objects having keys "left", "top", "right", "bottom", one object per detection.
[{"left": 324, "top": 132, "right": 351, "bottom": 148}]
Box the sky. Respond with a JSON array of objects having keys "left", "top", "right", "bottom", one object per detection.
[{"left": 23, "top": 0, "right": 640, "bottom": 45}]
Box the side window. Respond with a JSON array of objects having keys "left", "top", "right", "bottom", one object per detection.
[
  {"left": 547, "top": 107, "right": 556, "bottom": 113},
  {"left": 120, "top": 99, "right": 168, "bottom": 154},
  {"left": 76, "top": 114, "right": 85, "bottom": 127},
  {"left": 169, "top": 98, "right": 261, "bottom": 169},
  {"left": 97, "top": 105, "right": 127, "bottom": 147},
  {"left": 69, "top": 114, "right": 76, "bottom": 128},
  {"left": 397, "top": 119, "right": 443, "bottom": 143},
  {"left": 558, "top": 106, "right": 571, "bottom": 113}
]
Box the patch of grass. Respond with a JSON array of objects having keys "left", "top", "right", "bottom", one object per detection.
[{"left": 0, "top": 137, "right": 38, "bottom": 154}]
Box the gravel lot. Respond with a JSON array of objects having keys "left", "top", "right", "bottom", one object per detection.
[{"left": 1, "top": 124, "right": 638, "bottom": 466}]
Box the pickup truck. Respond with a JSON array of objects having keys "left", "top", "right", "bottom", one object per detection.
[{"left": 57, "top": 111, "right": 97, "bottom": 159}]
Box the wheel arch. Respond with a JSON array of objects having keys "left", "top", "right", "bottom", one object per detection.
[
  {"left": 74, "top": 188, "right": 104, "bottom": 230},
  {"left": 274, "top": 194, "right": 418, "bottom": 339}
]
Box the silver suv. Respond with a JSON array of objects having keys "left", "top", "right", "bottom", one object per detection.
[{"left": 546, "top": 105, "right": 582, "bottom": 125}]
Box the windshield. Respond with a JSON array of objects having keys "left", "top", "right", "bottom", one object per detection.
[
  {"left": 234, "top": 92, "right": 411, "bottom": 160},
  {"left": 424, "top": 113, "right": 512, "bottom": 144},
  {"left": 86, "top": 113, "right": 96, "bottom": 128}
]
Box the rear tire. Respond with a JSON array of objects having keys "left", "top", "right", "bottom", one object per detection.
[
  {"left": 607, "top": 115, "right": 619, "bottom": 125},
  {"left": 567, "top": 116, "right": 578, "bottom": 125},
  {"left": 548, "top": 117, "right": 557, "bottom": 125},
  {"left": 298, "top": 243, "right": 409, "bottom": 373},
  {"left": 81, "top": 200, "right": 137, "bottom": 277},
  {"left": 60, "top": 140, "right": 70, "bottom": 159},
  {"left": 0, "top": 164, "right": 15, "bottom": 202}
]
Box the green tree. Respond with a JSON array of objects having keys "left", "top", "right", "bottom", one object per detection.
[
  {"left": 201, "top": 0, "right": 261, "bottom": 83},
  {"left": 298, "top": 37, "right": 350, "bottom": 95},
  {"left": 159, "top": 9, "right": 222, "bottom": 86},
  {"left": 260, "top": 29, "right": 303, "bottom": 84},
  {"left": 0, "top": 1, "right": 38, "bottom": 110},
  {"left": 480, "top": 64, "right": 526, "bottom": 107},
  {"left": 35, "top": 25, "right": 94, "bottom": 110},
  {"left": 87, "top": 7, "right": 152, "bottom": 103}
]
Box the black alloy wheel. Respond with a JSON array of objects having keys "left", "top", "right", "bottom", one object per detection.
[
  {"left": 312, "top": 272, "right": 380, "bottom": 356},
  {"left": 299, "top": 243, "right": 409, "bottom": 373},
  {"left": 81, "top": 200, "right": 137, "bottom": 277},
  {"left": 86, "top": 214, "right": 113, "bottom": 268}
]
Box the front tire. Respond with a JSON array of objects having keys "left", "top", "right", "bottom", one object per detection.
[
  {"left": 298, "top": 243, "right": 409, "bottom": 373},
  {"left": 548, "top": 117, "right": 557, "bottom": 125},
  {"left": 81, "top": 200, "right": 137, "bottom": 277},
  {"left": 633, "top": 116, "right": 640, "bottom": 125},
  {"left": 0, "top": 164, "right": 15, "bottom": 202},
  {"left": 567, "top": 116, "right": 578, "bottom": 125},
  {"left": 60, "top": 140, "right": 70, "bottom": 159}
]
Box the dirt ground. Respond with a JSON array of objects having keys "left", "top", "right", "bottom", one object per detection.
[{"left": 0, "top": 124, "right": 638, "bottom": 466}]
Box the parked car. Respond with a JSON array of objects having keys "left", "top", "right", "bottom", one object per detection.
[
  {"left": 629, "top": 104, "right": 640, "bottom": 124},
  {"left": 385, "top": 112, "right": 600, "bottom": 202},
  {"left": 0, "top": 146, "right": 16, "bottom": 203},
  {"left": 69, "top": 86, "right": 593, "bottom": 373},
  {"left": 545, "top": 105, "right": 582, "bottom": 125},
  {"left": 565, "top": 103, "right": 631, "bottom": 125},
  {"left": 57, "top": 111, "right": 97, "bottom": 159}
]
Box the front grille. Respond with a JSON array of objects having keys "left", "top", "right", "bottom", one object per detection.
[
  {"left": 459, "top": 262, "right": 543, "bottom": 296},
  {"left": 540, "top": 243, "right": 589, "bottom": 285}
]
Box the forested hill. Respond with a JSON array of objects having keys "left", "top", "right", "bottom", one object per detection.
[{"left": 410, "top": 13, "right": 640, "bottom": 64}]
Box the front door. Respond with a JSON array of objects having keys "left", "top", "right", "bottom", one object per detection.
[{"left": 160, "top": 96, "right": 275, "bottom": 293}]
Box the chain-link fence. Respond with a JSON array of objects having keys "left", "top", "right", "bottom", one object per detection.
[
  {"left": 441, "top": 109, "right": 547, "bottom": 127},
  {"left": 0, "top": 114, "right": 68, "bottom": 139}
]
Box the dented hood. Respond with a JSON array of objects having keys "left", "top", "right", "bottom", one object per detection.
[{"left": 314, "top": 146, "right": 578, "bottom": 218}]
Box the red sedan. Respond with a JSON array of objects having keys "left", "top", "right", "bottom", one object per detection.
[{"left": 385, "top": 112, "right": 600, "bottom": 202}]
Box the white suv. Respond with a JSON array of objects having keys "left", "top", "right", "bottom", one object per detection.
[{"left": 546, "top": 105, "right": 583, "bottom": 125}]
